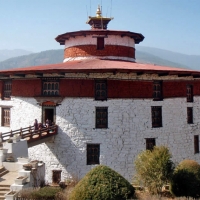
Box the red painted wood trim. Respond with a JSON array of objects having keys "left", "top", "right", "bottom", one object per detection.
[
  {"left": 9, "top": 79, "right": 200, "bottom": 99},
  {"left": 64, "top": 45, "right": 135, "bottom": 59},
  {"left": 0, "top": 81, "right": 3, "bottom": 99},
  {"left": 12, "top": 79, "right": 42, "bottom": 97},
  {"left": 60, "top": 79, "right": 94, "bottom": 97}
]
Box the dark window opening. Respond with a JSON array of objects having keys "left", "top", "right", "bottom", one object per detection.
[
  {"left": 42, "top": 107, "right": 55, "bottom": 125},
  {"left": 96, "top": 107, "right": 108, "bottom": 128},
  {"left": 95, "top": 80, "right": 107, "bottom": 100},
  {"left": 2, "top": 108, "right": 10, "bottom": 127},
  {"left": 97, "top": 37, "right": 104, "bottom": 50},
  {"left": 187, "top": 85, "right": 193, "bottom": 102},
  {"left": 146, "top": 138, "right": 156, "bottom": 151},
  {"left": 42, "top": 78, "right": 59, "bottom": 96},
  {"left": 152, "top": 106, "right": 162, "bottom": 128},
  {"left": 187, "top": 107, "right": 193, "bottom": 124},
  {"left": 3, "top": 80, "right": 12, "bottom": 100},
  {"left": 153, "top": 81, "right": 163, "bottom": 101},
  {"left": 87, "top": 144, "right": 100, "bottom": 165},
  {"left": 194, "top": 135, "right": 199, "bottom": 154}
]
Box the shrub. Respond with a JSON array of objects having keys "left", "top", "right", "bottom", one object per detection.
[
  {"left": 18, "top": 187, "right": 61, "bottom": 200},
  {"left": 69, "top": 165, "right": 135, "bottom": 200},
  {"left": 170, "top": 159, "right": 200, "bottom": 198},
  {"left": 134, "top": 146, "right": 174, "bottom": 195}
]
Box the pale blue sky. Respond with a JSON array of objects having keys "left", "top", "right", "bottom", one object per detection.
[{"left": 0, "top": 0, "right": 200, "bottom": 55}]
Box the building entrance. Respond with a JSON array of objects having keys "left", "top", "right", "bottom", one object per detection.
[{"left": 42, "top": 106, "right": 56, "bottom": 125}]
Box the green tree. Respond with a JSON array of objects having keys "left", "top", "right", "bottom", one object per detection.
[
  {"left": 170, "top": 159, "right": 200, "bottom": 198},
  {"left": 134, "top": 146, "right": 174, "bottom": 195},
  {"left": 69, "top": 165, "right": 135, "bottom": 200}
]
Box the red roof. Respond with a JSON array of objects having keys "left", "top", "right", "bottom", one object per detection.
[{"left": 0, "top": 59, "right": 199, "bottom": 77}]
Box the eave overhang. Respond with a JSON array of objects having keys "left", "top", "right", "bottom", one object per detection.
[
  {"left": 55, "top": 30, "right": 145, "bottom": 45},
  {"left": 0, "top": 59, "right": 199, "bottom": 80}
]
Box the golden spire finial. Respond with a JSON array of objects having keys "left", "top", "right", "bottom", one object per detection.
[{"left": 96, "top": 5, "right": 102, "bottom": 17}]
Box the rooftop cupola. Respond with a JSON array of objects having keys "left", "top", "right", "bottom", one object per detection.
[{"left": 86, "top": 5, "right": 113, "bottom": 30}]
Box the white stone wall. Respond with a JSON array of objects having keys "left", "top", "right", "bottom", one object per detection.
[
  {"left": 27, "top": 97, "right": 200, "bottom": 182},
  {"left": 63, "top": 56, "right": 135, "bottom": 63},
  {"left": 65, "top": 35, "right": 135, "bottom": 49},
  {"left": 1, "top": 95, "right": 200, "bottom": 183}
]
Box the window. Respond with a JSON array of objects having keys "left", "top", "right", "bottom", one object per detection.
[
  {"left": 187, "top": 107, "right": 193, "bottom": 124},
  {"left": 187, "top": 85, "right": 193, "bottom": 102},
  {"left": 95, "top": 80, "right": 107, "bottom": 100},
  {"left": 153, "top": 81, "right": 162, "bottom": 101},
  {"left": 42, "top": 78, "right": 59, "bottom": 96},
  {"left": 97, "top": 37, "right": 104, "bottom": 50},
  {"left": 2, "top": 108, "right": 10, "bottom": 127},
  {"left": 96, "top": 107, "right": 108, "bottom": 128},
  {"left": 151, "top": 106, "right": 162, "bottom": 127},
  {"left": 146, "top": 138, "right": 156, "bottom": 151},
  {"left": 194, "top": 135, "right": 199, "bottom": 154},
  {"left": 87, "top": 144, "right": 100, "bottom": 165},
  {"left": 3, "top": 80, "right": 12, "bottom": 100}
]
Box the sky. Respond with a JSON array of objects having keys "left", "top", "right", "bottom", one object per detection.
[{"left": 0, "top": 0, "right": 200, "bottom": 55}]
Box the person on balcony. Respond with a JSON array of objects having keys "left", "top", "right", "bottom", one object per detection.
[{"left": 34, "top": 119, "right": 39, "bottom": 131}]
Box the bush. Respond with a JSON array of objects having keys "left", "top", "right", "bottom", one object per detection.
[
  {"left": 134, "top": 146, "right": 174, "bottom": 195},
  {"left": 18, "top": 187, "right": 61, "bottom": 200},
  {"left": 69, "top": 165, "right": 135, "bottom": 200},
  {"left": 170, "top": 159, "right": 200, "bottom": 198}
]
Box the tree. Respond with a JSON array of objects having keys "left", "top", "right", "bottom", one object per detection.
[{"left": 134, "top": 146, "right": 174, "bottom": 195}]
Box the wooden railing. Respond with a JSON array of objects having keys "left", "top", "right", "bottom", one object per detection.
[{"left": 0, "top": 125, "right": 58, "bottom": 143}]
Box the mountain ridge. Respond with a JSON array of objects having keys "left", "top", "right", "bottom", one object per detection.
[{"left": 0, "top": 47, "right": 199, "bottom": 70}]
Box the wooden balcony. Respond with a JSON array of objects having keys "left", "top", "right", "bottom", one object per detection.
[{"left": 0, "top": 125, "right": 58, "bottom": 147}]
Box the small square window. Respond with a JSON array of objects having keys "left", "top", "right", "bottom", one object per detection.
[
  {"left": 3, "top": 80, "right": 12, "bottom": 100},
  {"left": 96, "top": 107, "right": 108, "bottom": 128},
  {"left": 187, "top": 107, "right": 193, "bottom": 124},
  {"left": 146, "top": 138, "right": 156, "bottom": 151},
  {"left": 95, "top": 80, "right": 107, "bottom": 100},
  {"left": 194, "top": 135, "right": 199, "bottom": 154},
  {"left": 187, "top": 85, "right": 193, "bottom": 102},
  {"left": 87, "top": 144, "right": 100, "bottom": 165},
  {"left": 97, "top": 37, "right": 104, "bottom": 50},
  {"left": 2, "top": 108, "right": 10, "bottom": 127},
  {"left": 42, "top": 78, "right": 59, "bottom": 96},
  {"left": 151, "top": 106, "right": 162, "bottom": 128},
  {"left": 153, "top": 81, "right": 163, "bottom": 101}
]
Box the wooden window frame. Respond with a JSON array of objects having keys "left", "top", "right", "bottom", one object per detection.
[
  {"left": 87, "top": 144, "right": 100, "bottom": 165},
  {"left": 42, "top": 78, "right": 60, "bottom": 96},
  {"left": 151, "top": 106, "right": 162, "bottom": 128},
  {"left": 187, "top": 85, "right": 193, "bottom": 102},
  {"left": 97, "top": 37, "right": 104, "bottom": 50},
  {"left": 96, "top": 107, "right": 108, "bottom": 128},
  {"left": 3, "top": 80, "right": 12, "bottom": 100},
  {"left": 146, "top": 138, "right": 156, "bottom": 151},
  {"left": 95, "top": 79, "right": 107, "bottom": 101},
  {"left": 153, "top": 81, "right": 163, "bottom": 101},
  {"left": 187, "top": 107, "right": 193, "bottom": 124},
  {"left": 194, "top": 135, "right": 199, "bottom": 154},
  {"left": 2, "top": 108, "right": 10, "bottom": 127}
]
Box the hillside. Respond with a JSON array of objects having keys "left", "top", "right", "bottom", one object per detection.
[
  {"left": 137, "top": 46, "right": 200, "bottom": 70},
  {"left": 0, "top": 50, "right": 63, "bottom": 70},
  {"left": 0, "top": 47, "right": 199, "bottom": 70},
  {"left": 0, "top": 49, "right": 33, "bottom": 62}
]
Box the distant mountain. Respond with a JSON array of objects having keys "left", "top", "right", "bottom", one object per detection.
[
  {"left": 0, "top": 47, "right": 199, "bottom": 70},
  {"left": 0, "top": 49, "right": 63, "bottom": 70},
  {"left": 137, "top": 46, "right": 200, "bottom": 70},
  {"left": 0, "top": 49, "right": 33, "bottom": 62},
  {"left": 135, "top": 50, "right": 190, "bottom": 69}
]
